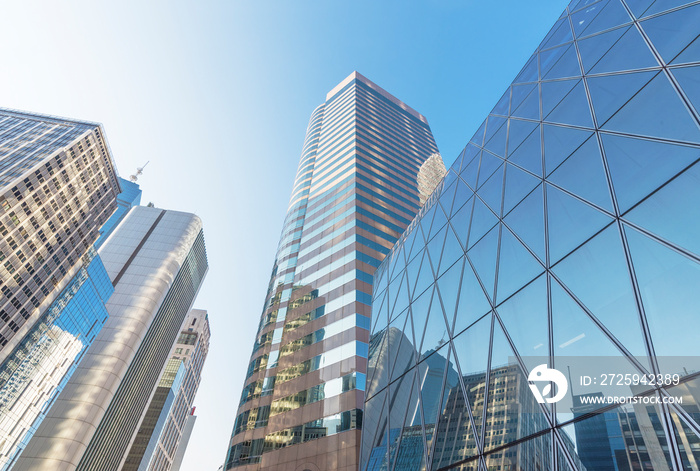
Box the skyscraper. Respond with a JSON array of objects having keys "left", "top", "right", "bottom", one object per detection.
[
  {"left": 224, "top": 72, "right": 443, "bottom": 471},
  {"left": 361, "top": 0, "right": 700, "bottom": 469},
  {"left": 0, "top": 108, "right": 121, "bottom": 468},
  {"left": 124, "top": 309, "right": 211, "bottom": 471},
  {"left": 14, "top": 206, "right": 208, "bottom": 471}
]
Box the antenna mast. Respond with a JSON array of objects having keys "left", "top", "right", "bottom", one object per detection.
[{"left": 129, "top": 161, "right": 150, "bottom": 182}]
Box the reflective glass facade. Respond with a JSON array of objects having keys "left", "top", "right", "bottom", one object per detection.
[
  {"left": 95, "top": 176, "right": 141, "bottom": 249},
  {"left": 361, "top": 1, "right": 700, "bottom": 470},
  {"left": 225, "top": 72, "right": 443, "bottom": 471},
  {"left": 0, "top": 250, "right": 113, "bottom": 470}
]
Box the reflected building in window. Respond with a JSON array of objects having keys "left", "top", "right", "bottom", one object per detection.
[
  {"left": 361, "top": 0, "right": 700, "bottom": 469},
  {"left": 224, "top": 72, "right": 444, "bottom": 470}
]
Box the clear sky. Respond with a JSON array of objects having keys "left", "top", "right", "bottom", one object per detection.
[{"left": 0, "top": 1, "right": 569, "bottom": 469}]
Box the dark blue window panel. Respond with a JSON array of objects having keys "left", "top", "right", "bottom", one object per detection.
[
  {"left": 571, "top": 0, "right": 632, "bottom": 38},
  {"left": 587, "top": 70, "right": 656, "bottom": 124},
  {"left": 496, "top": 226, "right": 545, "bottom": 304},
  {"left": 504, "top": 185, "right": 547, "bottom": 262}
]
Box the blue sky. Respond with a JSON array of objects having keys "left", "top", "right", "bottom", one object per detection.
[{"left": 0, "top": 1, "right": 569, "bottom": 469}]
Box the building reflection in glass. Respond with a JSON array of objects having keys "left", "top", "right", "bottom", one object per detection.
[{"left": 0, "top": 251, "right": 112, "bottom": 469}]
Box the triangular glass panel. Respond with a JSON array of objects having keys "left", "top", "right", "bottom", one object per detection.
[
  {"left": 503, "top": 162, "right": 541, "bottom": 216},
  {"left": 371, "top": 288, "right": 389, "bottom": 336},
  {"left": 577, "top": 24, "right": 628, "bottom": 71},
  {"left": 388, "top": 309, "right": 414, "bottom": 383},
  {"left": 625, "top": 161, "right": 700, "bottom": 257},
  {"left": 672, "top": 66, "right": 700, "bottom": 118},
  {"left": 366, "top": 327, "right": 390, "bottom": 400},
  {"left": 436, "top": 256, "right": 464, "bottom": 328},
  {"left": 438, "top": 224, "right": 464, "bottom": 277},
  {"left": 426, "top": 226, "right": 447, "bottom": 281},
  {"left": 548, "top": 135, "right": 614, "bottom": 212},
  {"left": 496, "top": 225, "right": 545, "bottom": 304},
  {"left": 540, "top": 43, "right": 581, "bottom": 81},
  {"left": 411, "top": 249, "right": 435, "bottom": 301},
  {"left": 390, "top": 273, "right": 411, "bottom": 324},
  {"left": 603, "top": 71, "right": 700, "bottom": 143},
  {"left": 552, "top": 224, "right": 651, "bottom": 361},
  {"left": 601, "top": 133, "right": 699, "bottom": 214},
  {"left": 394, "top": 369, "right": 429, "bottom": 469},
  {"left": 410, "top": 287, "right": 434, "bottom": 359},
  {"left": 460, "top": 143, "right": 481, "bottom": 174},
  {"left": 360, "top": 387, "right": 388, "bottom": 470},
  {"left": 673, "top": 35, "right": 700, "bottom": 65},
  {"left": 484, "top": 120, "right": 508, "bottom": 159},
  {"left": 625, "top": 225, "right": 700, "bottom": 362},
  {"left": 640, "top": 3, "right": 700, "bottom": 64},
  {"left": 476, "top": 164, "right": 504, "bottom": 216},
  {"left": 540, "top": 18, "right": 574, "bottom": 51},
  {"left": 546, "top": 184, "right": 614, "bottom": 264},
  {"left": 492, "top": 89, "right": 510, "bottom": 116},
  {"left": 449, "top": 195, "right": 474, "bottom": 251},
  {"left": 451, "top": 261, "right": 492, "bottom": 337},
  {"left": 438, "top": 180, "right": 458, "bottom": 218},
  {"left": 508, "top": 126, "right": 543, "bottom": 176},
  {"left": 427, "top": 203, "right": 448, "bottom": 242},
  {"left": 471, "top": 119, "right": 487, "bottom": 147},
  {"left": 451, "top": 178, "right": 473, "bottom": 219},
  {"left": 510, "top": 83, "right": 538, "bottom": 116},
  {"left": 467, "top": 224, "right": 500, "bottom": 301},
  {"left": 403, "top": 225, "right": 421, "bottom": 264},
  {"left": 551, "top": 279, "right": 645, "bottom": 423},
  {"left": 477, "top": 152, "right": 503, "bottom": 189},
  {"left": 452, "top": 314, "right": 492, "bottom": 441},
  {"left": 571, "top": 0, "right": 632, "bottom": 38},
  {"left": 467, "top": 198, "right": 499, "bottom": 250},
  {"left": 541, "top": 79, "right": 579, "bottom": 118},
  {"left": 506, "top": 118, "right": 539, "bottom": 158},
  {"left": 511, "top": 83, "right": 540, "bottom": 120},
  {"left": 416, "top": 343, "right": 450, "bottom": 440},
  {"left": 495, "top": 274, "right": 549, "bottom": 372},
  {"left": 419, "top": 295, "right": 450, "bottom": 362},
  {"left": 483, "top": 321, "right": 550, "bottom": 452},
  {"left": 504, "top": 184, "right": 546, "bottom": 262},
  {"left": 514, "top": 55, "right": 539, "bottom": 84},
  {"left": 542, "top": 125, "right": 593, "bottom": 175},
  {"left": 592, "top": 26, "right": 658, "bottom": 75},
  {"left": 484, "top": 117, "right": 507, "bottom": 147},
  {"left": 587, "top": 70, "right": 656, "bottom": 125},
  {"left": 431, "top": 344, "right": 479, "bottom": 469},
  {"left": 385, "top": 368, "right": 419, "bottom": 471},
  {"left": 460, "top": 151, "right": 481, "bottom": 191},
  {"left": 544, "top": 81, "right": 594, "bottom": 128},
  {"left": 405, "top": 248, "right": 425, "bottom": 299},
  {"left": 626, "top": 0, "right": 655, "bottom": 18}
]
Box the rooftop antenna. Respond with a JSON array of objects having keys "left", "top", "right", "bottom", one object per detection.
[{"left": 129, "top": 161, "right": 149, "bottom": 182}]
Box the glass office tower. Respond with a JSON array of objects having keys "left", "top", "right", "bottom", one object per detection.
[
  {"left": 361, "top": 0, "right": 700, "bottom": 470},
  {"left": 224, "top": 72, "right": 443, "bottom": 471},
  {"left": 0, "top": 108, "right": 121, "bottom": 468}
]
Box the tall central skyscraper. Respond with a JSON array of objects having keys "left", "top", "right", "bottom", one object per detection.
[{"left": 224, "top": 72, "right": 443, "bottom": 471}]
